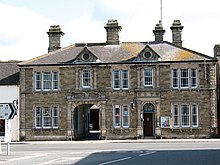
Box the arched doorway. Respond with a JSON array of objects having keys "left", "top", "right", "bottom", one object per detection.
[
  {"left": 73, "top": 104, "right": 100, "bottom": 140},
  {"left": 143, "top": 103, "right": 155, "bottom": 137}
]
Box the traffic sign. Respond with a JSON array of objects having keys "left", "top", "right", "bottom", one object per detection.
[{"left": 0, "top": 103, "right": 17, "bottom": 120}]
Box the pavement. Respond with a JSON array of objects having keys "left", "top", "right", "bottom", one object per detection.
[{"left": 0, "top": 138, "right": 220, "bottom": 164}]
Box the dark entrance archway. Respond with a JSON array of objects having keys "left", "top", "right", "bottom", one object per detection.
[
  {"left": 143, "top": 103, "right": 155, "bottom": 137},
  {"left": 73, "top": 104, "right": 100, "bottom": 140}
]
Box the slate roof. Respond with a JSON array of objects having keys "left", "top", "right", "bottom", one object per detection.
[
  {"left": 0, "top": 61, "right": 20, "bottom": 85},
  {"left": 19, "top": 41, "right": 216, "bottom": 66}
]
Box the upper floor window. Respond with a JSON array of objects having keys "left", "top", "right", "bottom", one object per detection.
[
  {"left": 112, "top": 70, "right": 129, "bottom": 90},
  {"left": 144, "top": 68, "right": 153, "bottom": 86},
  {"left": 172, "top": 68, "right": 197, "bottom": 89},
  {"left": 34, "top": 71, "right": 59, "bottom": 91},
  {"left": 82, "top": 69, "right": 91, "bottom": 88},
  {"left": 35, "top": 105, "right": 59, "bottom": 129}
]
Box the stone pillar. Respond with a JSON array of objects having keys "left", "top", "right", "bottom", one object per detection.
[
  {"left": 136, "top": 100, "right": 143, "bottom": 138},
  {"left": 66, "top": 101, "right": 73, "bottom": 140},
  {"left": 155, "top": 101, "right": 161, "bottom": 138},
  {"left": 98, "top": 101, "right": 107, "bottom": 139},
  {"left": 209, "top": 64, "right": 217, "bottom": 136},
  {"left": 19, "top": 68, "right": 26, "bottom": 140}
]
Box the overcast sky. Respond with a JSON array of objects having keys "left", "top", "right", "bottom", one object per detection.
[{"left": 0, "top": 0, "right": 220, "bottom": 61}]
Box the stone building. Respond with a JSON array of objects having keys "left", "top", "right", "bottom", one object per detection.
[{"left": 19, "top": 20, "right": 218, "bottom": 140}]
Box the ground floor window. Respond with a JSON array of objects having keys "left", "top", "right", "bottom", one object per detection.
[
  {"left": 35, "top": 105, "right": 59, "bottom": 129},
  {"left": 172, "top": 103, "right": 198, "bottom": 128},
  {"left": 113, "top": 105, "right": 130, "bottom": 128}
]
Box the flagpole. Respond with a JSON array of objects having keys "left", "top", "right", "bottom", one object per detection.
[{"left": 160, "top": 0, "right": 162, "bottom": 24}]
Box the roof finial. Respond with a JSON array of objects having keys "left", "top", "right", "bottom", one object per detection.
[{"left": 160, "top": 0, "right": 163, "bottom": 25}]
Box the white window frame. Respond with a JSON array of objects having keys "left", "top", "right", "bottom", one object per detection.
[
  {"left": 113, "top": 70, "right": 120, "bottom": 90},
  {"left": 35, "top": 107, "right": 42, "bottom": 128},
  {"left": 82, "top": 69, "right": 91, "bottom": 88},
  {"left": 35, "top": 72, "right": 42, "bottom": 91},
  {"left": 191, "top": 104, "right": 198, "bottom": 127},
  {"left": 42, "top": 107, "right": 51, "bottom": 128},
  {"left": 42, "top": 72, "right": 52, "bottom": 91},
  {"left": 172, "top": 103, "right": 198, "bottom": 128},
  {"left": 144, "top": 68, "right": 153, "bottom": 87},
  {"left": 52, "top": 106, "right": 59, "bottom": 128},
  {"left": 122, "top": 105, "right": 129, "bottom": 128},
  {"left": 180, "top": 69, "right": 189, "bottom": 88},
  {"left": 172, "top": 104, "right": 179, "bottom": 127},
  {"left": 113, "top": 105, "right": 121, "bottom": 128},
  {"left": 191, "top": 69, "right": 197, "bottom": 88},
  {"left": 172, "top": 69, "right": 179, "bottom": 88},
  {"left": 172, "top": 68, "right": 198, "bottom": 89},
  {"left": 121, "top": 70, "right": 129, "bottom": 89},
  {"left": 112, "top": 70, "right": 129, "bottom": 90},
  {"left": 181, "top": 104, "right": 190, "bottom": 127},
  {"left": 52, "top": 71, "right": 59, "bottom": 91}
]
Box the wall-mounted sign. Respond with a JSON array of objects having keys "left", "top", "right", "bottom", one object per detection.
[{"left": 161, "top": 116, "right": 170, "bottom": 128}]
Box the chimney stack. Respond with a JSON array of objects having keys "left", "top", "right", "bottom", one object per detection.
[
  {"left": 104, "top": 19, "right": 122, "bottom": 45},
  {"left": 214, "top": 44, "right": 220, "bottom": 58},
  {"left": 47, "top": 25, "right": 64, "bottom": 53},
  {"left": 153, "top": 21, "right": 165, "bottom": 42},
  {"left": 170, "top": 20, "right": 184, "bottom": 47}
]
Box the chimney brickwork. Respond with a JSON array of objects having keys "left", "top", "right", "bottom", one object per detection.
[
  {"left": 153, "top": 21, "right": 165, "bottom": 42},
  {"left": 170, "top": 20, "right": 184, "bottom": 47},
  {"left": 214, "top": 44, "right": 220, "bottom": 58},
  {"left": 104, "top": 20, "right": 122, "bottom": 45},
  {"left": 47, "top": 25, "right": 65, "bottom": 53}
]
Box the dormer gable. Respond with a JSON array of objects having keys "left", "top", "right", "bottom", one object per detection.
[
  {"left": 67, "top": 46, "right": 101, "bottom": 63},
  {"left": 130, "top": 45, "right": 160, "bottom": 62}
]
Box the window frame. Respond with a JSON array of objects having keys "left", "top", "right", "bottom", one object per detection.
[
  {"left": 144, "top": 68, "right": 153, "bottom": 87},
  {"left": 122, "top": 105, "right": 129, "bottom": 128},
  {"left": 112, "top": 70, "right": 129, "bottom": 90},
  {"left": 34, "top": 105, "right": 59, "bottom": 129},
  {"left": 82, "top": 69, "right": 91, "bottom": 88},
  {"left": 113, "top": 105, "right": 121, "bottom": 128},
  {"left": 171, "top": 68, "right": 198, "bottom": 89},
  {"left": 52, "top": 71, "right": 59, "bottom": 91},
  {"left": 191, "top": 104, "right": 198, "bottom": 127}
]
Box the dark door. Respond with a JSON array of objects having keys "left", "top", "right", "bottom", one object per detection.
[
  {"left": 89, "top": 109, "right": 100, "bottom": 130},
  {"left": 143, "top": 113, "right": 153, "bottom": 136}
]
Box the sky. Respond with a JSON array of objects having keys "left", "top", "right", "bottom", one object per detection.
[{"left": 0, "top": 0, "right": 220, "bottom": 61}]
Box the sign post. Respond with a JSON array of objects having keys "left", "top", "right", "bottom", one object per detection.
[
  {"left": 0, "top": 103, "right": 17, "bottom": 120},
  {"left": 0, "top": 103, "right": 17, "bottom": 155}
]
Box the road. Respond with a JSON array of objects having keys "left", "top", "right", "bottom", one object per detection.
[{"left": 0, "top": 140, "right": 220, "bottom": 165}]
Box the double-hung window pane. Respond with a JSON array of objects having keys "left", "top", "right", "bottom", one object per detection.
[
  {"left": 114, "top": 106, "right": 121, "bottom": 127},
  {"left": 144, "top": 69, "right": 153, "bottom": 86},
  {"left": 52, "top": 106, "right": 59, "bottom": 128},
  {"left": 191, "top": 104, "right": 198, "bottom": 127},
  {"left": 172, "top": 69, "right": 179, "bottom": 88},
  {"left": 43, "top": 107, "right": 51, "bottom": 128},
  {"left": 121, "top": 70, "right": 128, "bottom": 89},
  {"left": 52, "top": 72, "right": 59, "bottom": 90},
  {"left": 35, "top": 107, "right": 41, "bottom": 128},
  {"left": 122, "top": 105, "right": 129, "bottom": 127},
  {"left": 173, "top": 104, "right": 179, "bottom": 127},
  {"left": 191, "top": 69, "right": 197, "bottom": 88},
  {"left": 181, "top": 105, "right": 190, "bottom": 127},
  {"left": 35, "top": 72, "right": 41, "bottom": 91},
  {"left": 43, "top": 72, "right": 51, "bottom": 90},
  {"left": 180, "top": 69, "right": 189, "bottom": 88},
  {"left": 82, "top": 70, "right": 91, "bottom": 88},
  {"left": 113, "top": 71, "right": 120, "bottom": 89}
]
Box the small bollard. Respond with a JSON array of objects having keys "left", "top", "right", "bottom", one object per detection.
[{"left": 7, "top": 142, "right": 10, "bottom": 155}]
